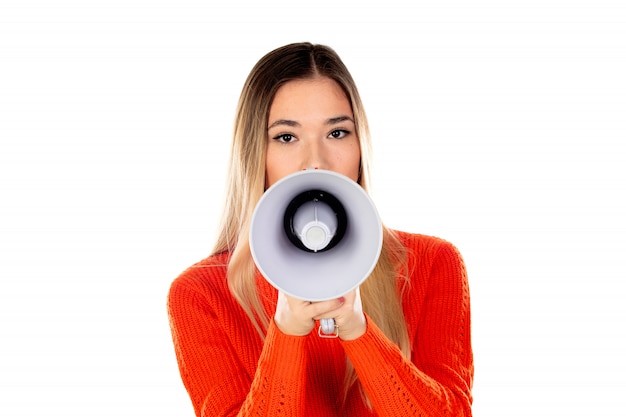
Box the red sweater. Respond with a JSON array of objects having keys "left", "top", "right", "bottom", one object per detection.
[{"left": 167, "top": 231, "right": 473, "bottom": 416}]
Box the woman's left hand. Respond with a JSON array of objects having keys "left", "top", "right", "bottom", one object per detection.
[{"left": 313, "top": 287, "right": 366, "bottom": 341}]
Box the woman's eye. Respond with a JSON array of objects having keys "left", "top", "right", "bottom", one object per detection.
[
  {"left": 273, "top": 133, "right": 296, "bottom": 143},
  {"left": 329, "top": 129, "right": 349, "bottom": 139}
]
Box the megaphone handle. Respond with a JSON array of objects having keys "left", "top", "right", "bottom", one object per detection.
[{"left": 318, "top": 318, "right": 339, "bottom": 338}]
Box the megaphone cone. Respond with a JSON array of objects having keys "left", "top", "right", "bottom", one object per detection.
[{"left": 250, "top": 169, "right": 383, "bottom": 302}]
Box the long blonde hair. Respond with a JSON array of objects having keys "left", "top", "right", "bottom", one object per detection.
[{"left": 212, "top": 42, "right": 410, "bottom": 405}]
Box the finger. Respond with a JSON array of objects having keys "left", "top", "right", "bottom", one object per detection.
[{"left": 306, "top": 298, "right": 345, "bottom": 319}]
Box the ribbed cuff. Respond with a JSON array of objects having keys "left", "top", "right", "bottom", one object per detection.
[{"left": 340, "top": 314, "right": 403, "bottom": 379}]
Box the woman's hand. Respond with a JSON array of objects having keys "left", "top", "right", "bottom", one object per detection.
[{"left": 274, "top": 288, "right": 367, "bottom": 340}]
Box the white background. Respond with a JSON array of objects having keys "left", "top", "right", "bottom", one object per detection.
[{"left": 1, "top": 1, "right": 624, "bottom": 416}]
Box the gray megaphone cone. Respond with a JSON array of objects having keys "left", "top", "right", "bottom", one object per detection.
[{"left": 249, "top": 169, "right": 383, "bottom": 302}]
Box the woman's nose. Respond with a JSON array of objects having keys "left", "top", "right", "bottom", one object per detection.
[{"left": 302, "top": 140, "right": 328, "bottom": 171}]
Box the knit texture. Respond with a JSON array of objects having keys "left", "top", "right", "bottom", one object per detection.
[{"left": 167, "top": 231, "right": 473, "bottom": 416}]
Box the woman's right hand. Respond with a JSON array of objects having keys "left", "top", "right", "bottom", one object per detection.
[{"left": 274, "top": 291, "right": 345, "bottom": 336}]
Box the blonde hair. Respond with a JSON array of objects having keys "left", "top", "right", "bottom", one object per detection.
[{"left": 212, "top": 42, "right": 410, "bottom": 406}]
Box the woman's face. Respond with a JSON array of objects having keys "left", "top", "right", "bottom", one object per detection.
[{"left": 265, "top": 77, "right": 361, "bottom": 188}]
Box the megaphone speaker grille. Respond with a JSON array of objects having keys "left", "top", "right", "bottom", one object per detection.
[
  {"left": 250, "top": 169, "right": 383, "bottom": 301},
  {"left": 283, "top": 189, "right": 347, "bottom": 253}
]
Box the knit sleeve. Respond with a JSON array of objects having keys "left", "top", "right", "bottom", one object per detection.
[
  {"left": 240, "top": 320, "right": 309, "bottom": 416},
  {"left": 167, "top": 274, "right": 309, "bottom": 417},
  {"left": 341, "top": 240, "right": 473, "bottom": 416}
]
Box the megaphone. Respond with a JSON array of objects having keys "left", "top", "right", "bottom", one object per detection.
[{"left": 249, "top": 169, "right": 383, "bottom": 335}]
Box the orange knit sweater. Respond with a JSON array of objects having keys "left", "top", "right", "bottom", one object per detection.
[{"left": 167, "top": 231, "right": 473, "bottom": 416}]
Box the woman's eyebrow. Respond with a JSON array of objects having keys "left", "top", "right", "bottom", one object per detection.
[
  {"left": 326, "top": 115, "right": 354, "bottom": 125},
  {"left": 268, "top": 115, "right": 354, "bottom": 130},
  {"left": 268, "top": 119, "right": 300, "bottom": 129}
]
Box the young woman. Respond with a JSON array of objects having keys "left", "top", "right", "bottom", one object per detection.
[{"left": 167, "top": 42, "right": 474, "bottom": 416}]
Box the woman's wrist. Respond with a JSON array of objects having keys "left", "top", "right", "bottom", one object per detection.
[{"left": 338, "top": 312, "right": 367, "bottom": 341}]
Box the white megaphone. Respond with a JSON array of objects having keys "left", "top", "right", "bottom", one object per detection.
[{"left": 249, "top": 169, "right": 383, "bottom": 335}]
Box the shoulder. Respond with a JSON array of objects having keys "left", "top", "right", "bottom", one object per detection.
[
  {"left": 391, "top": 230, "right": 470, "bottom": 323},
  {"left": 388, "top": 229, "right": 467, "bottom": 290},
  {"left": 167, "top": 251, "right": 231, "bottom": 308},
  {"left": 391, "top": 229, "right": 463, "bottom": 262}
]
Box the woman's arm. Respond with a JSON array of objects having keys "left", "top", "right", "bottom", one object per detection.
[
  {"left": 341, "top": 240, "right": 473, "bottom": 416},
  {"left": 167, "top": 274, "right": 309, "bottom": 417}
]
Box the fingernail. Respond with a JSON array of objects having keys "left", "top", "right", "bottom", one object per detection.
[{"left": 338, "top": 297, "right": 345, "bottom": 303}]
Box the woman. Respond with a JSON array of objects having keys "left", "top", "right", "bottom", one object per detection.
[{"left": 167, "top": 42, "right": 473, "bottom": 416}]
